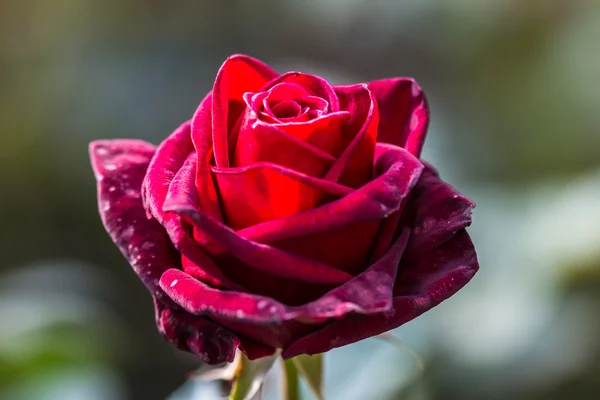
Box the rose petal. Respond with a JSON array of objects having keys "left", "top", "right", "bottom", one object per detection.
[
  {"left": 268, "top": 111, "right": 351, "bottom": 157},
  {"left": 282, "top": 230, "right": 478, "bottom": 358},
  {"left": 163, "top": 201, "right": 353, "bottom": 285},
  {"left": 203, "top": 257, "right": 336, "bottom": 306},
  {"left": 289, "top": 229, "right": 411, "bottom": 322},
  {"left": 237, "top": 144, "right": 423, "bottom": 273},
  {"left": 143, "top": 121, "right": 194, "bottom": 224},
  {"left": 367, "top": 78, "right": 429, "bottom": 157},
  {"left": 239, "top": 144, "right": 423, "bottom": 244},
  {"left": 153, "top": 299, "right": 242, "bottom": 364},
  {"left": 90, "top": 140, "right": 177, "bottom": 305},
  {"left": 162, "top": 162, "right": 353, "bottom": 285},
  {"left": 212, "top": 55, "right": 279, "bottom": 167},
  {"left": 405, "top": 164, "right": 475, "bottom": 256},
  {"left": 162, "top": 152, "right": 244, "bottom": 289},
  {"left": 154, "top": 298, "right": 275, "bottom": 362},
  {"left": 232, "top": 110, "right": 336, "bottom": 176},
  {"left": 190, "top": 93, "right": 226, "bottom": 221},
  {"left": 261, "top": 72, "right": 340, "bottom": 112},
  {"left": 325, "top": 84, "right": 379, "bottom": 188},
  {"left": 270, "top": 99, "right": 302, "bottom": 118},
  {"left": 211, "top": 162, "right": 353, "bottom": 229},
  {"left": 214, "top": 318, "right": 313, "bottom": 351},
  {"left": 244, "top": 82, "right": 312, "bottom": 115},
  {"left": 143, "top": 124, "right": 238, "bottom": 289},
  {"left": 161, "top": 229, "right": 408, "bottom": 324},
  {"left": 160, "top": 269, "right": 288, "bottom": 323}
]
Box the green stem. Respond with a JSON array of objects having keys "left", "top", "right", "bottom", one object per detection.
[
  {"left": 282, "top": 359, "right": 300, "bottom": 400},
  {"left": 292, "top": 354, "right": 325, "bottom": 400}
]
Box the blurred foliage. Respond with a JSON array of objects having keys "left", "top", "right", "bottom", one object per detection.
[{"left": 1, "top": 0, "right": 600, "bottom": 399}]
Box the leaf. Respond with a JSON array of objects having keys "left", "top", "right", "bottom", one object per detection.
[
  {"left": 291, "top": 353, "right": 324, "bottom": 400},
  {"left": 230, "top": 351, "right": 280, "bottom": 400},
  {"left": 377, "top": 333, "right": 425, "bottom": 373}
]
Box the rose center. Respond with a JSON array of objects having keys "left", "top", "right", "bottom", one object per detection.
[{"left": 270, "top": 99, "right": 303, "bottom": 119}]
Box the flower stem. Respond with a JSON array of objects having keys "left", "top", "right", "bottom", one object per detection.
[{"left": 282, "top": 359, "right": 300, "bottom": 400}]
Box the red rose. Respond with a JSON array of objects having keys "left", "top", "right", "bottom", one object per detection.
[{"left": 90, "top": 55, "right": 478, "bottom": 364}]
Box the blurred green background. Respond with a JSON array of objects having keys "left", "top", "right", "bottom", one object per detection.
[{"left": 1, "top": 1, "right": 600, "bottom": 399}]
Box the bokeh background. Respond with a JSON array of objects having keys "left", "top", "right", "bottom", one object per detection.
[{"left": 2, "top": 0, "right": 600, "bottom": 399}]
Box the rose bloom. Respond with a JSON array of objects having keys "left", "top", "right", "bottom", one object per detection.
[{"left": 90, "top": 55, "right": 478, "bottom": 364}]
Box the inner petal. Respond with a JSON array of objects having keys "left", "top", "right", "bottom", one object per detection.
[
  {"left": 295, "top": 96, "right": 328, "bottom": 115},
  {"left": 270, "top": 99, "right": 302, "bottom": 119}
]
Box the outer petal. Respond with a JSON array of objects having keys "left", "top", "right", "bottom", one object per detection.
[
  {"left": 160, "top": 230, "right": 408, "bottom": 324},
  {"left": 142, "top": 121, "right": 194, "bottom": 224},
  {"left": 154, "top": 299, "right": 240, "bottom": 364},
  {"left": 405, "top": 164, "right": 476, "bottom": 256},
  {"left": 154, "top": 299, "right": 276, "bottom": 363},
  {"left": 282, "top": 230, "right": 478, "bottom": 358},
  {"left": 143, "top": 122, "right": 235, "bottom": 288},
  {"left": 367, "top": 78, "right": 429, "bottom": 157},
  {"left": 211, "top": 55, "right": 279, "bottom": 167},
  {"left": 90, "top": 139, "right": 176, "bottom": 305}
]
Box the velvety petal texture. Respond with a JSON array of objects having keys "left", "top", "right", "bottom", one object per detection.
[{"left": 90, "top": 54, "right": 478, "bottom": 363}]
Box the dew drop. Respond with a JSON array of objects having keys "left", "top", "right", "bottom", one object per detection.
[
  {"left": 257, "top": 300, "right": 269, "bottom": 310},
  {"left": 96, "top": 147, "right": 109, "bottom": 156}
]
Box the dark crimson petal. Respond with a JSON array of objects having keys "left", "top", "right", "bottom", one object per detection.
[
  {"left": 163, "top": 202, "right": 353, "bottom": 285},
  {"left": 211, "top": 162, "right": 353, "bottom": 229},
  {"left": 142, "top": 120, "right": 194, "bottom": 224},
  {"left": 282, "top": 230, "right": 478, "bottom": 358},
  {"left": 273, "top": 221, "right": 381, "bottom": 275},
  {"left": 211, "top": 55, "right": 279, "bottom": 167},
  {"left": 232, "top": 110, "right": 336, "bottom": 177},
  {"left": 163, "top": 152, "right": 244, "bottom": 290},
  {"left": 367, "top": 78, "right": 429, "bottom": 157},
  {"left": 153, "top": 299, "right": 242, "bottom": 364},
  {"left": 160, "top": 269, "right": 288, "bottom": 324},
  {"left": 155, "top": 299, "right": 275, "bottom": 363},
  {"left": 213, "top": 318, "right": 313, "bottom": 351},
  {"left": 405, "top": 164, "right": 475, "bottom": 256},
  {"left": 262, "top": 72, "right": 340, "bottom": 112},
  {"left": 160, "top": 230, "right": 409, "bottom": 323},
  {"left": 325, "top": 84, "right": 379, "bottom": 188},
  {"left": 143, "top": 122, "right": 237, "bottom": 289},
  {"left": 89, "top": 140, "right": 176, "bottom": 305},
  {"left": 236, "top": 144, "right": 423, "bottom": 273},
  {"left": 289, "top": 229, "right": 410, "bottom": 322},
  {"left": 162, "top": 164, "right": 353, "bottom": 284}
]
